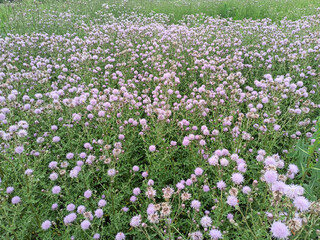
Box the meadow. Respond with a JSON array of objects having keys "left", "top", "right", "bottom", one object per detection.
[{"left": 0, "top": 0, "right": 320, "bottom": 239}]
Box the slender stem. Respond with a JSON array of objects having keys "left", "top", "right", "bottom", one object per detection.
[{"left": 237, "top": 207, "right": 257, "bottom": 240}]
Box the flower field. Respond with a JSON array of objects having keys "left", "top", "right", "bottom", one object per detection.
[{"left": 0, "top": 0, "right": 320, "bottom": 239}]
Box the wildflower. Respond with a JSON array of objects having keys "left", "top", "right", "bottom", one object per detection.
[
  {"left": 95, "top": 209, "right": 103, "bottom": 218},
  {"left": 52, "top": 186, "right": 61, "bottom": 194},
  {"left": 190, "top": 231, "right": 203, "bottom": 240},
  {"left": 84, "top": 190, "right": 92, "bottom": 199},
  {"left": 242, "top": 186, "right": 252, "bottom": 194},
  {"left": 64, "top": 213, "right": 77, "bottom": 225},
  {"left": 194, "top": 167, "right": 203, "bottom": 176},
  {"left": 98, "top": 199, "right": 107, "bottom": 207},
  {"left": 6, "top": 187, "right": 14, "bottom": 194},
  {"left": 148, "top": 213, "right": 159, "bottom": 223},
  {"left": 41, "top": 220, "right": 51, "bottom": 230},
  {"left": 217, "top": 180, "right": 226, "bottom": 190},
  {"left": 264, "top": 170, "right": 278, "bottom": 184},
  {"left": 108, "top": 168, "right": 117, "bottom": 176},
  {"left": 67, "top": 204, "right": 75, "bottom": 211},
  {"left": 270, "top": 221, "right": 290, "bottom": 239},
  {"left": 130, "top": 215, "right": 141, "bottom": 227},
  {"left": 191, "top": 200, "right": 201, "bottom": 210},
  {"left": 15, "top": 146, "right": 24, "bottom": 154},
  {"left": 115, "top": 232, "right": 125, "bottom": 240},
  {"left": 74, "top": 204, "right": 85, "bottom": 214},
  {"left": 81, "top": 220, "right": 91, "bottom": 230},
  {"left": 11, "top": 196, "right": 21, "bottom": 204},
  {"left": 132, "top": 166, "right": 139, "bottom": 172},
  {"left": 209, "top": 229, "right": 223, "bottom": 239},
  {"left": 231, "top": 173, "right": 244, "bottom": 184},
  {"left": 149, "top": 145, "right": 156, "bottom": 152},
  {"left": 200, "top": 216, "right": 212, "bottom": 227},
  {"left": 293, "top": 196, "right": 310, "bottom": 212},
  {"left": 93, "top": 233, "right": 100, "bottom": 239},
  {"left": 227, "top": 195, "right": 238, "bottom": 207},
  {"left": 133, "top": 187, "right": 141, "bottom": 196},
  {"left": 52, "top": 203, "right": 58, "bottom": 210}
]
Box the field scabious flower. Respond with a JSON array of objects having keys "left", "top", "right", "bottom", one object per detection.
[
  {"left": 81, "top": 220, "right": 91, "bottom": 230},
  {"left": 98, "top": 199, "right": 106, "bottom": 207},
  {"left": 15, "top": 146, "right": 24, "bottom": 154},
  {"left": 94, "top": 209, "right": 103, "bottom": 218},
  {"left": 41, "top": 220, "right": 51, "bottom": 230},
  {"left": 227, "top": 195, "right": 238, "bottom": 207},
  {"left": 191, "top": 200, "right": 201, "bottom": 210},
  {"left": 231, "top": 173, "right": 244, "bottom": 184},
  {"left": 11, "top": 196, "right": 21, "bottom": 204},
  {"left": 84, "top": 190, "right": 92, "bottom": 199},
  {"left": 6, "top": 186, "right": 14, "bottom": 194},
  {"left": 115, "top": 232, "right": 125, "bottom": 240},
  {"left": 64, "top": 213, "right": 77, "bottom": 225},
  {"left": 293, "top": 196, "right": 310, "bottom": 212},
  {"left": 149, "top": 145, "right": 156, "bottom": 152},
  {"left": 200, "top": 216, "right": 212, "bottom": 227},
  {"left": 217, "top": 180, "right": 226, "bottom": 190},
  {"left": 52, "top": 186, "right": 61, "bottom": 194},
  {"left": 270, "top": 221, "right": 290, "bottom": 239},
  {"left": 264, "top": 170, "right": 278, "bottom": 184},
  {"left": 194, "top": 167, "right": 203, "bottom": 176},
  {"left": 130, "top": 215, "right": 141, "bottom": 227},
  {"left": 209, "top": 229, "right": 222, "bottom": 239},
  {"left": 190, "top": 231, "right": 203, "bottom": 240}
]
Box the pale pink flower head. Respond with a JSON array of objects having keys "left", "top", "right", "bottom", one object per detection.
[
  {"left": 80, "top": 220, "right": 91, "bottom": 230},
  {"left": 293, "top": 196, "right": 310, "bottom": 212},
  {"left": 209, "top": 229, "right": 222, "bottom": 239},
  {"left": 288, "top": 164, "right": 299, "bottom": 174},
  {"left": 11, "top": 196, "right": 21, "bottom": 204},
  {"left": 41, "top": 220, "right": 51, "bottom": 230},
  {"left": 264, "top": 170, "right": 278, "bottom": 184},
  {"left": 217, "top": 180, "right": 226, "bottom": 190},
  {"left": 84, "top": 189, "right": 92, "bottom": 199},
  {"left": 52, "top": 186, "right": 61, "bottom": 194},
  {"left": 270, "top": 221, "right": 290, "bottom": 239},
  {"left": 191, "top": 200, "right": 201, "bottom": 210},
  {"left": 242, "top": 186, "right": 251, "bottom": 194},
  {"left": 200, "top": 216, "right": 212, "bottom": 227},
  {"left": 108, "top": 168, "right": 116, "bottom": 176},
  {"left": 231, "top": 173, "right": 244, "bottom": 184},
  {"left": 226, "top": 195, "right": 238, "bottom": 207},
  {"left": 149, "top": 145, "right": 156, "bottom": 152},
  {"left": 115, "top": 232, "right": 126, "bottom": 240},
  {"left": 130, "top": 215, "right": 141, "bottom": 227},
  {"left": 194, "top": 167, "right": 203, "bottom": 176}
]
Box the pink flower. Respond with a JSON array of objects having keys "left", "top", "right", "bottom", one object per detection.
[
  {"left": 149, "top": 145, "right": 156, "bottom": 152},
  {"left": 191, "top": 200, "right": 201, "bottom": 210},
  {"left": 226, "top": 195, "right": 238, "bottom": 207},
  {"left": 217, "top": 181, "right": 226, "bottom": 190},
  {"left": 293, "top": 196, "right": 310, "bottom": 212},
  {"left": 270, "top": 221, "right": 290, "bottom": 239},
  {"left": 264, "top": 170, "right": 278, "bottom": 184},
  {"left": 52, "top": 186, "right": 61, "bottom": 194},
  {"left": 84, "top": 190, "right": 92, "bottom": 199},
  {"left": 231, "top": 173, "right": 244, "bottom": 184},
  {"left": 209, "top": 229, "right": 222, "bottom": 239},
  {"left": 80, "top": 220, "right": 91, "bottom": 230},
  {"left": 194, "top": 167, "right": 203, "bottom": 176},
  {"left": 130, "top": 215, "right": 141, "bottom": 227},
  {"left": 11, "top": 196, "right": 21, "bottom": 204},
  {"left": 41, "top": 220, "right": 51, "bottom": 230}
]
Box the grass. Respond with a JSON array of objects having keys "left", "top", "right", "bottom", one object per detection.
[{"left": 1, "top": 0, "right": 320, "bottom": 36}]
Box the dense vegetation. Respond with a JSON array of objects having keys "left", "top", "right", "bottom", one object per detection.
[{"left": 0, "top": 0, "right": 319, "bottom": 239}]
